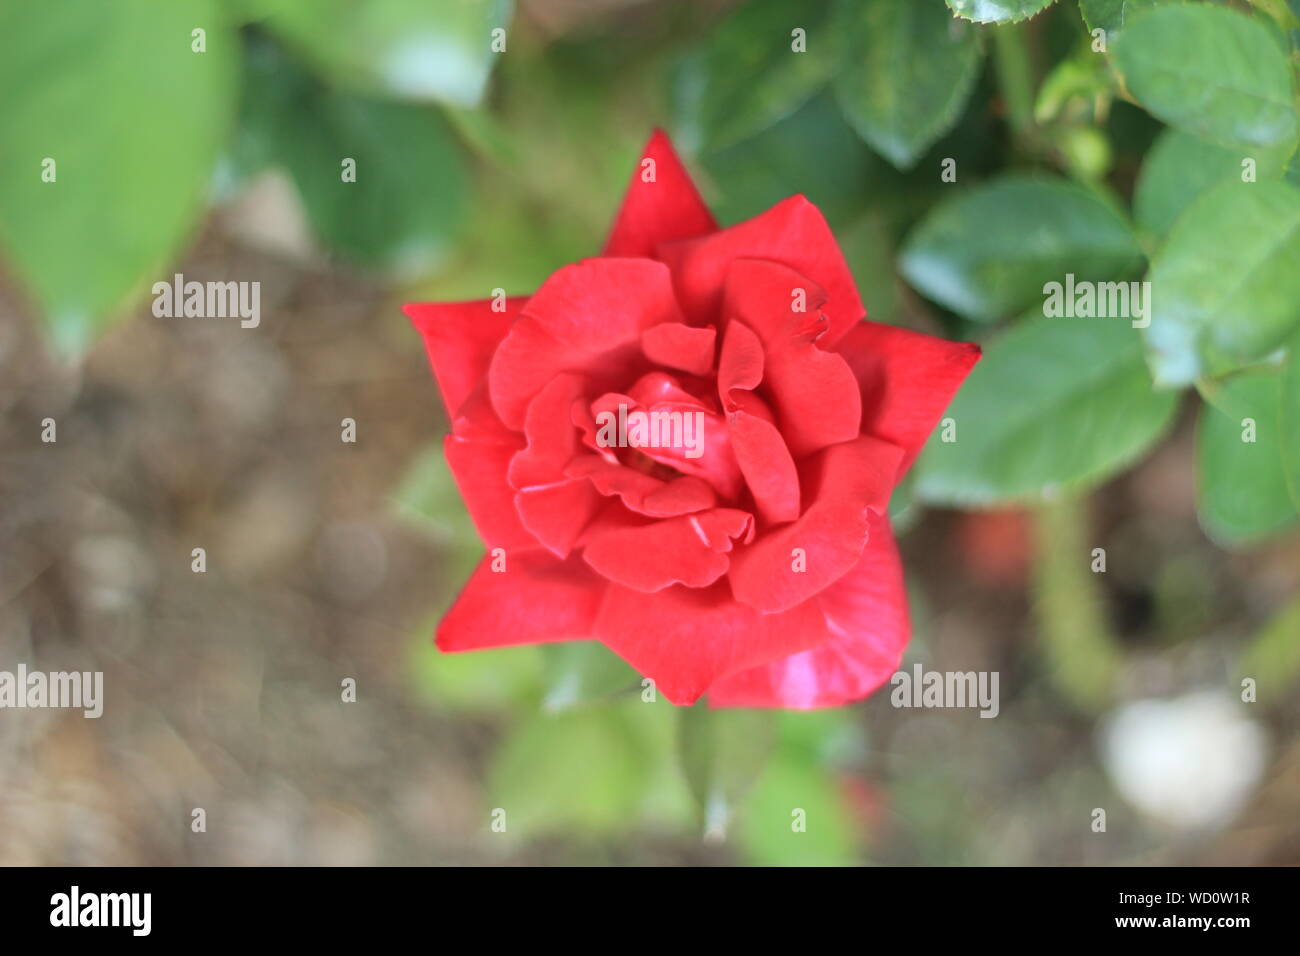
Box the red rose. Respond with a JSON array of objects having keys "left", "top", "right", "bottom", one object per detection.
[{"left": 405, "top": 131, "right": 979, "bottom": 708}]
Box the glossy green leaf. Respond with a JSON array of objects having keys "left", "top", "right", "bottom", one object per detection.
[
  {"left": 679, "top": 706, "right": 776, "bottom": 840},
  {"left": 839, "top": 212, "right": 901, "bottom": 326},
  {"left": 673, "top": 0, "right": 838, "bottom": 153},
  {"left": 1078, "top": 0, "right": 1171, "bottom": 42},
  {"left": 260, "top": 0, "right": 513, "bottom": 108},
  {"left": 0, "top": 0, "right": 237, "bottom": 354},
  {"left": 1134, "top": 127, "right": 1291, "bottom": 239},
  {"left": 899, "top": 176, "right": 1143, "bottom": 322},
  {"left": 697, "top": 93, "right": 875, "bottom": 228},
  {"left": 946, "top": 0, "right": 1057, "bottom": 23},
  {"left": 237, "top": 43, "right": 468, "bottom": 272},
  {"left": 1196, "top": 369, "right": 1300, "bottom": 544},
  {"left": 1143, "top": 181, "right": 1300, "bottom": 386},
  {"left": 833, "top": 0, "right": 983, "bottom": 169},
  {"left": 916, "top": 314, "right": 1180, "bottom": 505},
  {"left": 1113, "top": 4, "right": 1298, "bottom": 149}
]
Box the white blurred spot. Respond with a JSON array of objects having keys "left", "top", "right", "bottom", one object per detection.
[
  {"left": 382, "top": 35, "right": 485, "bottom": 106},
  {"left": 1100, "top": 690, "right": 1267, "bottom": 831}
]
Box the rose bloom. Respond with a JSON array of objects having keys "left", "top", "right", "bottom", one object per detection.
[{"left": 405, "top": 131, "right": 979, "bottom": 708}]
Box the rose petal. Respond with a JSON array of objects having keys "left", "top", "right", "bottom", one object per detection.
[
  {"left": 724, "top": 259, "right": 862, "bottom": 458},
  {"left": 581, "top": 507, "right": 752, "bottom": 592},
  {"left": 708, "top": 512, "right": 909, "bottom": 708},
  {"left": 438, "top": 551, "right": 605, "bottom": 651},
  {"left": 836, "top": 321, "right": 982, "bottom": 477},
  {"left": 721, "top": 257, "right": 829, "bottom": 348},
  {"left": 568, "top": 456, "right": 717, "bottom": 517},
  {"left": 443, "top": 385, "right": 536, "bottom": 552},
  {"left": 657, "top": 195, "right": 864, "bottom": 346},
  {"left": 602, "top": 129, "right": 718, "bottom": 258},
  {"left": 727, "top": 434, "right": 903, "bottom": 613},
  {"left": 404, "top": 296, "right": 525, "bottom": 418},
  {"left": 489, "top": 258, "right": 680, "bottom": 428},
  {"left": 509, "top": 373, "right": 588, "bottom": 490},
  {"left": 718, "top": 320, "right": 801, "bottom": 525},
  {"left": 717, "top": 318, "right": 765, "bottom": 402},
  {"left": 593, "top": 582, "right": 827, "bottom": 705},
  {"left": 641, "top": 322, "right": 717, "bottom": 376},
  {"left": 515, "top": 480, "right": 603, "bottom": 558}
]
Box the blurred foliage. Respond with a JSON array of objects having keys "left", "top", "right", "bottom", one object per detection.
[
  {"left": 4, "top": 0, "right": 1300, "bottom": 863},
  {"left": 0, "top": 0, "right": 236, "bottom": 354}
]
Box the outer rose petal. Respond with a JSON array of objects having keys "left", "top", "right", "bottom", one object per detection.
[
  {"left": 603, "top": 129, "right": 718, "bottom": 258},
  {"left": 593, "top": 581, "right": 827, "bottom": 705},
  {"left": 404, "top": 297, "right": 525, "bottom": 418},
  {"left": 488, "top": 258, "right": 680, "bottom": 428},
  {"left": 836, "top": 321, "right": 982, "bottom": 476},
  {"left": 728, "top": 434, "right": 903, "bottom": 614},
  {"left": 443, "top": 386, "right": 536, "bottom": 552},
  {"left": 438, "top": 552, "right": 605, "bottom": 651},
  {"left": 657, "top": 195, "right": 864, "bottom": 347},
  {"left": 707, "top": 512, "right": 909, "bottom": 708}
]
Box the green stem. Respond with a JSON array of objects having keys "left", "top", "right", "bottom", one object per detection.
[
  {"left": 1031, "top": 495, "right": 1122, "bottom": 713},
  {"left": 993, "top": 21, "right": 1037, "bottom": 145}
]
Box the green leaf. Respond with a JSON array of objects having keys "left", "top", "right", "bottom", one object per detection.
[
  {"left": 946, "top": 0, "right": 1057, "bottom": 23},
  {"left": 1134, "top": 127, "right": 1291, "bottom": 239},
  {"left": 1282, "top": 337, "right": 1300, "bottom": 506},
  {"left": 237, "top": 42, "right": 468, "bottom": 272},
  {"left": 737, "top": 710, "right": 865, "bottom": 864},
  {"left": 409, "top": 637, "right": 542, "bottom": 715},
  {"left": 838, "top": 212, "right": 901, "bottom": 326},
  {"left": 678, "top": 706, "right": 776, "bottom": 840},
  {"left": 738, "top": 757, "right": 859, "bottom": 865},
  {"left": 1078, "top": 0, "right": 1172, "bottom": 42},
  {"left": 915, "top": 313, "right": 1180, "bottom": 505},
  {"left": 673, "top": 0, "right": 838, "bottom": 153},
  {"left": 541, "top": 642, "right": 641, "bottom": 712},
  {"left": 1236, "top": 593, "right": 1300, "bottom": 701},
  {"left": 1143, "top": 181, "right": 1300, "bottom": 386},
  {"left": 260, "top": 0, "right": 513, "bottom": 108},
  {"left": 898, "top": 176, "right": 1143, "bottom": 322},
  {"left": 1195, "top": 369, "right": 1300, "bottom": 544},
  {"left": 1113, "top": 4, "right": 1298, "bottom": 149},
  {"left": 833, "top": 0, "right": 983, "bottom": 169},
  {"left": 696, "top": 92, "right": 875, "bottom": 228},
  {"left": 0, "top": 0, "right": 237, "bottom": 355},
  {"left": 488, "top": 707, "right": 654, "bottom": 838}
]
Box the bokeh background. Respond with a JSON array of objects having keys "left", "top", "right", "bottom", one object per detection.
[{"left": 1, "top": 0, "right": 1298, "bottom": 865}]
